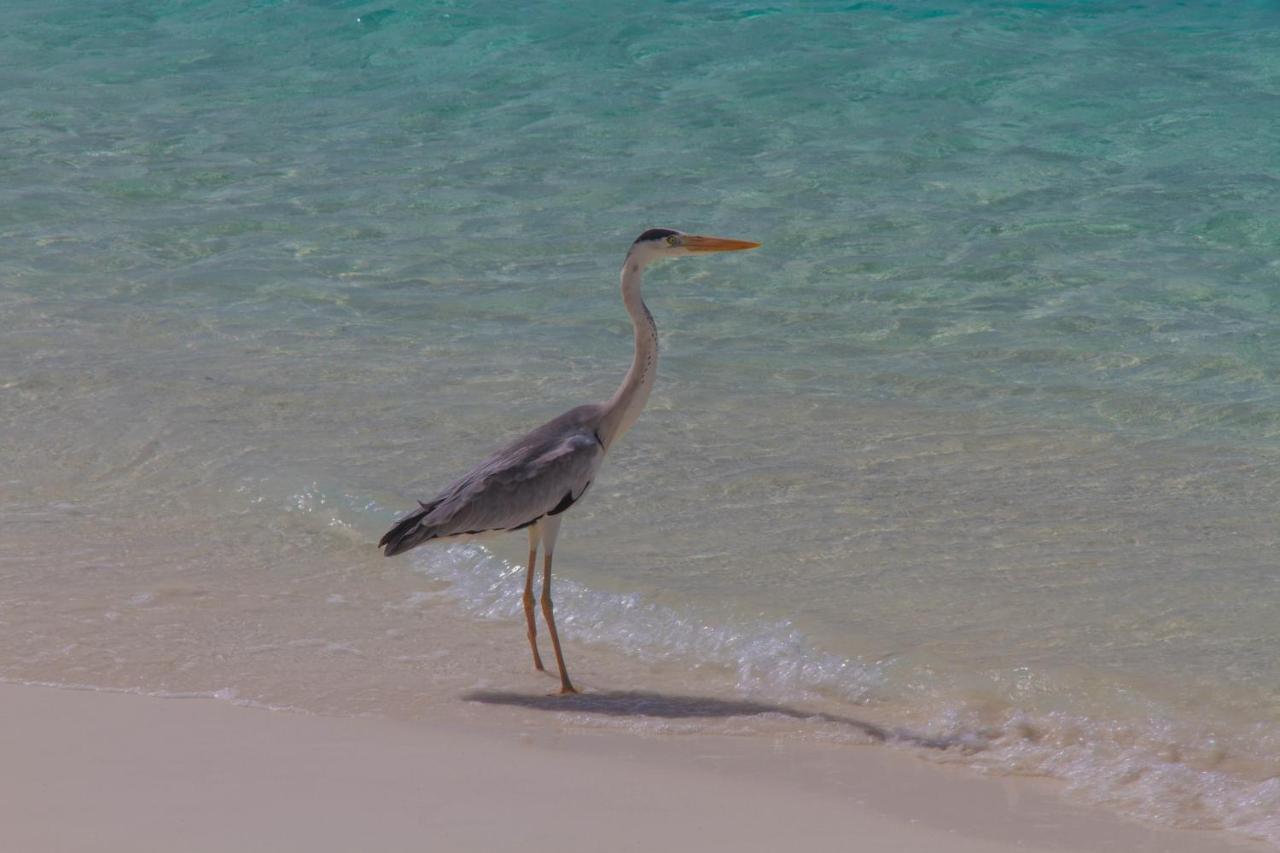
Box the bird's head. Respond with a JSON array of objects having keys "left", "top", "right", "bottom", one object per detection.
[{"left": 626, "top": 228, "right": 760, "bottom": 265}]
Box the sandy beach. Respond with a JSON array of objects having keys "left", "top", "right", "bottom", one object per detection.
[
  {"left": 0, "top": 682, "right": 1260, "bottom": 853},
  {"left": 7, "top": 3, "right": 1280, "bottom": 851}
]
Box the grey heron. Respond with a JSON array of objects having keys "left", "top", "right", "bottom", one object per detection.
[{"left": 379, "top": 228, "right": 760, "bottom": 693}]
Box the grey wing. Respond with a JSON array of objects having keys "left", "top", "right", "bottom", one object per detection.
[{"left": 425, "top": 429, "right": 604, "bottom": 538}]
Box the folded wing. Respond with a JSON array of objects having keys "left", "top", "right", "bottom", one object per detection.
[{"left": 379, "top": 416, "right": 604, "bottom": 556}]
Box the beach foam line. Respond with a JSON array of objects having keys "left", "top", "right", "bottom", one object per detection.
[
  {"left": 409, "top": 543, "right": 886, "bottom": 703},
  {"left": 411, "top": 543, "right": 1280, "bottom": 850}
]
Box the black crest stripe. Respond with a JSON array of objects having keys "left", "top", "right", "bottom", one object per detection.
[{"left": 633, "top": 228, "right": 678, "bottom": 244}]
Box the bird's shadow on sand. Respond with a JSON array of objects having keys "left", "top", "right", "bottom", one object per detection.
[{"left": 462, "top": 689, "right": 977, "bottom": 752}]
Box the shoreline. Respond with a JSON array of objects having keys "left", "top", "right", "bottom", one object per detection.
[{"left": 0, "top": 682, "right": 1262, "bottom": 853}]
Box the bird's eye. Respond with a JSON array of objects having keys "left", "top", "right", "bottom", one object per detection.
[{"left": 666, "top": 235, "right": 679, "bottom": 246}]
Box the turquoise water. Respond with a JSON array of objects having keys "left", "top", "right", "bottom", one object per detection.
[{"left": 4, "top": 1, "right": 1280, "bottom": 845}]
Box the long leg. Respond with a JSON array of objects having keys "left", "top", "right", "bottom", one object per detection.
[
  {"left": 522, "top": 527, "right": 544, "bottom": 671},
  {"left": 539, "top": 549, "right": 576, "bottom": 694}
]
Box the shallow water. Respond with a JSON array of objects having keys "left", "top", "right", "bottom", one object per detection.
[{"left": 4, "top": 1, "right": 1280, "bottom": 846}]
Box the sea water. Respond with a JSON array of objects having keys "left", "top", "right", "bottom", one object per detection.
[{"left": 3, "top": 0, "right": 1280, "bottom": 845}]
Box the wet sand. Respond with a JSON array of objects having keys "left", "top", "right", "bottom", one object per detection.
[{"left": 0, "top": 683, "right": 1260, "bottom": 853}]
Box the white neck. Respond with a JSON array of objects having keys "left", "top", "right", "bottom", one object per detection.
[{"left": 598, "top": 256, "right": 658, "bottom": 451}]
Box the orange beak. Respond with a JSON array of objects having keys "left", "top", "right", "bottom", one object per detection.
[{"left": 682, "top": 234, "right": 762, "bottom": 253}]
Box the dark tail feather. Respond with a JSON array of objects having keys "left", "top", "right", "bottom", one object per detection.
[{"left": 379, "top": 499, "right": 440, "bottom": 557}]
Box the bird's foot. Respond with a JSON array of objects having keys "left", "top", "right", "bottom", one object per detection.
[{"left": 557, "top": 683, "right": 577, "bottom": 695}]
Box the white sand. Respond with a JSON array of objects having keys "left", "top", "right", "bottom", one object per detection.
[{"left": 0, "top": 683, "right": 1259, "bottom": 853}]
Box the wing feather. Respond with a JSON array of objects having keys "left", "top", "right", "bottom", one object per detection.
[
  {"left": 380, "top": 405, "right": 607, "bottom": 556},
  {"left": 428, "top": 429, "right": 602, "bottom": 536}
]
